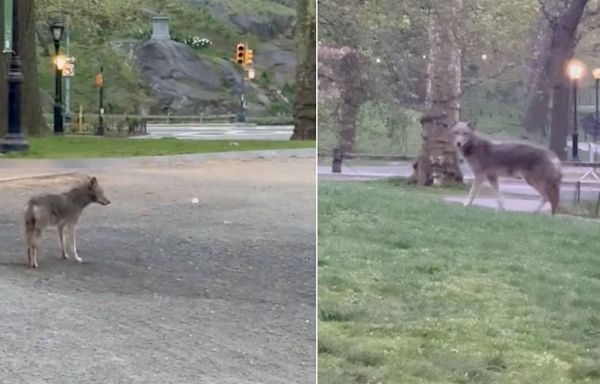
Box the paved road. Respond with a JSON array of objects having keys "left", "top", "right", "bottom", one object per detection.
[
  {"left": 318, "top": 161, "right": 600, "bottom": 202},
  {"left": 139, "top": 124, "right": 294, "bottom": 141},
  {"left": 0, "top": 158, "right": 315, "bottom": 383}
]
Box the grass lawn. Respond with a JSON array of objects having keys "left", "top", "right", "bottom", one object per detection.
[
  {"left": 319, "top": 181, "right": 600, "bottom": 384},
  {"left": 2, "top": 136, "right": 315, "bottom": 159}
]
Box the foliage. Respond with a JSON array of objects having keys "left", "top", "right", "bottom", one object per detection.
[
  {"left": 319, "top": 180, "right": 600, "bottom": 383},
  {"left": 319, "top": 0, "right": 541, "bottom": 140},
  {"left": 318, "top": 100, "right": 421, "bottom": 156}
]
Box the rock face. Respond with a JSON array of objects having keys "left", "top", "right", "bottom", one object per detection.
[
  {"left": 228, "top": 13, "right": 294, "bottom": 40},
  {"left": 134, "top": 40, "right": 231, "bottom": 114},
  {"left": 256, "top": 41, "right": 296, "bottom": 83}
]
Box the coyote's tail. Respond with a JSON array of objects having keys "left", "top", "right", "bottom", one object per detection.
[{"left": 24, "top": 203, "right": 39, "bottom": 231}]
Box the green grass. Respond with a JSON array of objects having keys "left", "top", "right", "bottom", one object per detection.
[
  {"left": 319, "top": 181, "right": 600, "bottom": 384},
  {"left": 3, "top": 136, "right": 314, "bottom": 159}
]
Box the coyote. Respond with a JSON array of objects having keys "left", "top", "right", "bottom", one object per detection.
[
  {"left": 451, "top": 121, "right": 562, "bottom": 214},
  {"left": 24, "top": 176, "right": 110, "bottom": 268}
]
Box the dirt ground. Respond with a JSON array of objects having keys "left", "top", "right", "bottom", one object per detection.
[{"left": 0, "top": 158, "right": 316, "bottom": 384}]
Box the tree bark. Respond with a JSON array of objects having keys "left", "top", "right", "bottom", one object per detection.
[
  {"left": 523, "top": 10, "right": 553, "bottom": 137},
  {"left": 291, "top": 0, "right": 316, "bottom": 140},
  {"left": 414, "top": 2, "right": 463, "bottom": 186},
  {"left": 549, "top": 80, "right": 569, "bottom": 160},
  {"left": 0, "top": 0, "right": 47, "bottom": 136}
]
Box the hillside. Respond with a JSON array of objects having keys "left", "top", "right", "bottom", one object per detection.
[{"left": 36, "top": 0, "right": 297, "bottom": 119}]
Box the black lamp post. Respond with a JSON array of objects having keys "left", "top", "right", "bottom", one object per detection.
[
  {"left": 568, "top": 60, "right": 583, "bottom": 162},
  {"left": 95, "top": 66, "right": 104, "bottom": 135},
  {"left": 0, "top": 0, "right": 29, "bottom": 153},
  {"left": 593, "top": 68, "right": 600, "bottom": 142},
  {"left": 50, "top": 22, "right": 64, "bottom": 135}
]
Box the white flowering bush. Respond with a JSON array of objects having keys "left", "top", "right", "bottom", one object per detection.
[{"left": 179, "top": 35, "right": 213, "bottom": 49}]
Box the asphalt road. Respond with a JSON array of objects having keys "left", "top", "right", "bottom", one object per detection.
[
  {"left": 0, "top": 157, "right": 315, "bottom": 383},
  {"left": 140, "top": 124, "right": 294, "bottom": 141}
]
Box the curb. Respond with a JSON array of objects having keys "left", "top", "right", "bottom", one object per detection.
[{"left": 0, "top": 171, "right": 81, "bottom": 184}]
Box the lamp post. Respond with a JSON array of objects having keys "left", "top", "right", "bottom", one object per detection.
[
  {"left": 593, "top": 68, "right": 600, "bottom": 142},
  {"left": 50, "top": 22, "right": 64, "bottom": 135},
  {"left": 95, "top": 67, "right": 104, "bottom": 136},
  {"left": 568, "top": 60, "right": 584, "bottom": 162},
  {"left": 1, "top": 0, "right": 29, "bottom": 152}
]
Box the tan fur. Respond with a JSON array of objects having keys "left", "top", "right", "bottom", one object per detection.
[
  {"left": 451, "top": 122, "right": 562, "bottom": 214},
  {"left": 24, "top": 176, "right": 110, "bottom": 268}
]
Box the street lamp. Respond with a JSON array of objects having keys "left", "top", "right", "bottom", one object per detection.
[
  {"left": 592, "top": 68, "right": 600, "bottom": 142},
  {"left": 50, "top": 22, "right": 64, "bottom": 135},
  {"left": 0, "top": 0, "right": 29, "bottom": 152},
  {"left": 568, "top": 59, "right": 584, "bottom": 161}
]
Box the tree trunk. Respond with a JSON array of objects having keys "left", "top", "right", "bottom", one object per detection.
[
  {"left": 549, "top": 80, "right": 569, "bottom": 160},
  {"left": 337, "top": 50, "right": 363, "bottom": 153},
  {"left": 523, "top": 11, "right": 553, "bottom": 137},
  {"left": 548, "top": 0, "right": 589, "bottom": 159},
  {"left": 291, "top": 0, "right": 316, "bottom": 140},
  {"left": 414, "top": 2, "right": 463, "bottom": 186},
  {"left": 0, "top": 0, "right": 47, "bottom": 136},
  {"left": 523, "top": 84, "right": 550, "bottom": 138}
]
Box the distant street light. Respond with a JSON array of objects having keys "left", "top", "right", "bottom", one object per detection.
[
  {"left": 0, "top": 0, "right": 29, "bottom": 153},
  {"left": 50, "top": 21, "right": 65, "bottom": 135},
  {"left": 568, "top": 59, "right": 584, "bottom": 161},
  {"left": 593, "top": 68, "right": 600, "bottom": 120}
]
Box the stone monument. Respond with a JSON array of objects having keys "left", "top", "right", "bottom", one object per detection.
[{"left": 151, "top": 16, "right": 170, "bottom": 40}]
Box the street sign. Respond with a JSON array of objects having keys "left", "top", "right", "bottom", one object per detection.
[
  {"left": 95, "top": 73, "right": 103, "bottom": 88},
  {"left": 246, "top": 68, "right": 256, "bottom": 79},
  {"left": 63, "top": 63, "right": 75, "bottom": 77},
  {"left": 3, "top": 0, "right": 13, "bottom": 53}
]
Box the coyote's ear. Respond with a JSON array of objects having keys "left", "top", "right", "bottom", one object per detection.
[
  {"left": 467, "top": 121, "right": 476, "bottom": 131},
  {"left": 89, "top": 177, "right": 98, "bottom": 188}
]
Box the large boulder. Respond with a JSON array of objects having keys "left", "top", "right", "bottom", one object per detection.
[{"left": 134, "top": 39, "right": 229, "bottom": 114}]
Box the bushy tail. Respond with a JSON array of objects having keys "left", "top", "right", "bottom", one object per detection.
[{"left": 24, "top": 203, "right": 39, "bottom": 232}]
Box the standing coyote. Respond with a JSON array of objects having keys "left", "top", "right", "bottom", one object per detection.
[
  {"left": 24, "top": 176, "right": 110, "bottom": 268},
  {"left": 451, "top": 122, "right": 562, "bottom": 214}
]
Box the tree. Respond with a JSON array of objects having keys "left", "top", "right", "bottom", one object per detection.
[
  {"left": 413, "top": 1, "right": 463, "bottom": 186},
  {"left": 318, "top": 46, "right": 367, "bottom": 152},
  {"left": 523, "top": 0, "right": 590, "bottom": 156},
  {"left": 0, "top": 0, "right": 46, "bottom": 136},
  {"left": 291, "top": 0, "right": 316, "bottom": 140}
]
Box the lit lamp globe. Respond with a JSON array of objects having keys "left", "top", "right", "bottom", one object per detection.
[
  {"left": 592, "top": 68, "right": 600, "bottom": 80},
  {"left": 567, "top": 60, "right": 584, "bottom": 81},
  {"left": 54, "top": 55, "right": 67, "bottom": 71}
]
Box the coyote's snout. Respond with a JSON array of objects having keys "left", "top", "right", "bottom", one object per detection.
[{"left": 24, "top": 176, "right": 110, "bottom": 268}]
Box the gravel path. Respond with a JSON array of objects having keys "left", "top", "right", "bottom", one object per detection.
[{"left": 0, "top": 158, "right": 315, "bottom": 384}]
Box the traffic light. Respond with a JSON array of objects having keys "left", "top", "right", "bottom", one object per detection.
[
  {"left": 244, "top": 49, "right": 254, "bottom": 66},
  {"left": 236, "top": 43, "right": 246, "bottom": 65}
]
